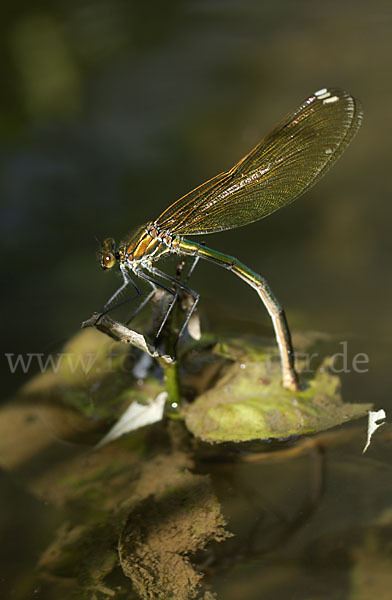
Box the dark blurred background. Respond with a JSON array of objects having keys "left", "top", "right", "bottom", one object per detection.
[
  {"left": 1, "top": 3, "right": 392, "bottom": 599},
  {"left": 1, "top": 0, "right": 391, "bottom": 404}
]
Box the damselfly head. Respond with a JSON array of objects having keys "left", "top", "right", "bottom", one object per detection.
[{"left": 99, "top": 237, "right": 117, "bottom": 270}]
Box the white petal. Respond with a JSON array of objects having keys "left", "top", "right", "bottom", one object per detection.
[
  {"left": 362, "top": 409, "right": 386, "bottom": 453},
  {"left": 96, "top": 391, "right": 167, "bottom": 448}
]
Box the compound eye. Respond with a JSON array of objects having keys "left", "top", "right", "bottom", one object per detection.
[
  {"left": 99, "top": 238, "right": 117, "bottom": 269},
  {"left": 101, "top": 251, "right": 116, "bottom": 270}
]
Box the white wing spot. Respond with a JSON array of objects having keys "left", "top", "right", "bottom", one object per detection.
[
  {"left": 316, "top": 91, "right": 332, "bottom": 101},
  {"left": 323, "top": 95, "right": 339, "bottom": 104},
  {"left": 325, "top": 148, "right": 333, "bottom": 155},
  {"left": 315, "top": 88, "right": 328, "bottom": 96}
]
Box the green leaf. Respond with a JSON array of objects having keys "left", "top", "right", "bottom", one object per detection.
[{"left": 184, "top": 352, "right": 372, "bottom": 443}]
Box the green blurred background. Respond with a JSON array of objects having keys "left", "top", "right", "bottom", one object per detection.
[{"left": 1, "top": 0, "right": 391, "bottom": 403}]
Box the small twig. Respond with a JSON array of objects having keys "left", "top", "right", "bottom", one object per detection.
[{"left": 81, "top": 312, "right": 174, "bottom": 364}]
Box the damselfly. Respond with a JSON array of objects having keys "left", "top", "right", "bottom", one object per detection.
[{"left": 98, "top": 88, "right": 363, "bottom": 391}]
